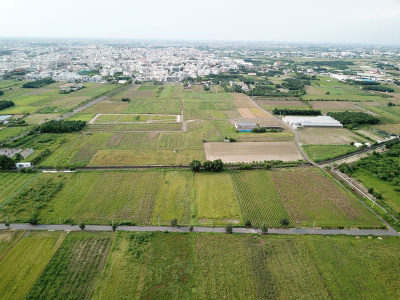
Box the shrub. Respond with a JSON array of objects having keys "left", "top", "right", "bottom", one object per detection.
[
  {"left": 112, "top": 223, "right": 118, "bottom": 231},
  {"left": 5, "top": 221, "right": 10, "bottom": 229},
  {"left": 189, "top": 225, "right": 194, "bottom": 232},
  {"left": 225, "top": 224, "right": 233, "bottom": 234},
  {"left": 280, "top": 218, "right": 290, "bottom": 227},
  {"left": 79, "top": 222, "right": 85, "bottom": 230},
  {"left": 261, "top": 224, "right": 269, "bottom": 235},
  {"left": 28, "top": 212, "right": 39, "bottom": 225},
  {"left": 245, "top": 220, "right": 252, "bottom": 228},
  {"left": 171, "top": 218, "right": 178, "bottom": 227}
]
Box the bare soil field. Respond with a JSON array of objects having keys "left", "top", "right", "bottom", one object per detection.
[
  {"left": 297, "top": 128, "right": 368, "bottom": 144},
  {"left": 305, "top": 86, "right": 325, "bottom": 95},
  {"left": 310, "top": 101, "right": 360, "bottom": 110},
  {"left": 257, "top": 100, "right": 308, "bottom": 107},
  {"left": 204, "top": 142, "right": 303, "bottom": 163},
  {"left": 237, "top": 108, "right": 274, "bottom": 119},
  {"left": 233, "top": 93, "right": 256, "bottom": 108}
]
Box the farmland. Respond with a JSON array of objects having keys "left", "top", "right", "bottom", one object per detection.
[
  {"left": 0, "top": 231, "right": 66, "bottom": 300},
  {"left": 303, "top": 144, "right": 358, "bottom": 162},
  {"left": 0, "top": 172, "right": 37, "bottom": 204},
  {"left": 297, "top": 127, "right": 368, "bottom": 144},
  {"left": 271, "top": 168, "right": 382, "bottom": 228},
  {"left": 231, "top": 170, "right": 293, "bottom": 227},
  {"left": 204, "top": 141, "right": 303, "bottom": 163},
  {"left": 26, "top": 232, "right": 113, "bottom": 300}
]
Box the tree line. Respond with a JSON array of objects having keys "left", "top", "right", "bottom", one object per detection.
[
  {"left": 0, "top": 100, "right": 15, "bottom": 111},
  {"left": 362, "top": 85, "right": 394, "bottom": 92},
  {"left": 327, "top": 111, "right": 379, "bottom": 125},
  {"left": 273, "top": 108, "right": 321, "bottom": 116},
  {"left": 189, "top": 159, "right": 224, "bottom": 172},
  {"left": 37, "top": 120, "right": 86, "bottom": 133},
  {"left": 22, "top": 78, "right": 56, "bottom": 88}
]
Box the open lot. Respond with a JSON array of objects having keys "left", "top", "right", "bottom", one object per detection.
[
  {"left": 310, "top": 101, "right": 361, "bottom": 110},
  {"left": 204, "top": 141, "right": 303, "bottom": 163},
  {"left": 297, "top": 127, "right": 368, "bottom": 144},
  {"left": 237, "top": 107, "right": 274, "bottom": 119}
]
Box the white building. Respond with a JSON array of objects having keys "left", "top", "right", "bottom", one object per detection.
[{"left": 282, "top": 116, "right": 343, "bottom": 128}]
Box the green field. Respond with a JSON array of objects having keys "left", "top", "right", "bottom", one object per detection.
[
  {"left": 84, "top": 232, "right": 400, "bottom": 299},
  {"left": 26, "top": 232, "right": 113, "bottom": 300},
  {"left": 360, "top": 105, "right": 400, "bottom": 124},
  {"left": 0, "top": 172, "right": 38, "bottom": 204},
  {"left": 231, "top": 170, "right": 293, "bottom": 227},
  {"left": 271, "top": 168, "right": 382, "bottom": 228},
  {"left": 194, "top": 172, "right": 243, "bottom": 225},
  {"left": 303, "top": 144, "right": 358, "bottom": 162},
  {"left": 0, "top": 231, "right": 66, "bottom": 300}
]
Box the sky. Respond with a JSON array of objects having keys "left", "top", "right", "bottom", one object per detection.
[{"left": 0, "top": 0, "right": 400, "bottom": 44}]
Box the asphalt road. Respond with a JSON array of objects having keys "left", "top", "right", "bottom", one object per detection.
[{"left": 1, "top": 223, "right": 398, "bottom": 236}]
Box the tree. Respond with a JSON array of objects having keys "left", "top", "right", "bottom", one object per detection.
[
  {"left": 189, "top": 225, "right": 194, "bottom": 232},
  {"left": 189, "top": 160, "right": 201, "bottom": 172},
  {"left": 244, "top": 220, "right": 252, "bottom": 228},
  {"left": 225, "top": 224, "right": 233, "bottom": 234},
  {"left": 261, "top": 224, "right": 268, "bottom": 235},
  {"left": 112, "top": 223, "right": 118, "bottom": 231},
  {"left": 79, "top": 222, "right": 85, "bottom": 230},
  {"left": 5, "top": 221, "right": 10, "bottom": 229},
  {"left": 212, "top": 159, "right": 224, "bottom": 172},
  {"left": 171, "top": 218, "right": 178, "bottom": 227},
  {"left": 203, "top": 160, "right": 214, "bottom": 172},
  {"left": 280, "top": 219, "right": 290, "bottom": 227},
  {"left": 0, "top": 155, "right": 15, "bottom": 170},
  {"left": 28, "top": 212, "right": 39, "bottom": 225},
  {"left": 14, "top": 153, "right": 23, "bottom": 163}
]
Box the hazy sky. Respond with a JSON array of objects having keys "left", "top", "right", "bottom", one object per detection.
[{"left": 1, "top": 0, "right": 400, "bottom": 44}]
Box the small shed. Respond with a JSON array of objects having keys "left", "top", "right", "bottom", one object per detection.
[{"left": 16, "top": 162, "right": 32, "bottom": 169}]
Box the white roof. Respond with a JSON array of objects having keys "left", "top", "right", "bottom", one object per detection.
[{"left": 282, "top": 116, "right": 342, "bottom": 127}]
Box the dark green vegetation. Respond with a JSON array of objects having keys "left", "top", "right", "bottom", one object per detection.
[
  {"left": 22, "top": 78, "right": 56, "bottom": 88},
  {"left": 0, "top": 100, "right": 14, "bottom": 110},
  {"left": 4, "top": 231, "right": 400, "bottom": 299},
  {"left": 0, "top": 155, "right": 15, "bottom": 169},
  {"left": 339, "top": 139, "right": 400, "bottom": 214},
  {"left": 328, "top": 111, "right": 380, "bottom": 125},
  {"left": 362, "top": 85, "right": 394, "bottom": 92},
  {"left": 37, "top": 120, "right": 86, "bottom": 133},
  {"left": 273, "top": 108, "right": 321, "bottom": 115}
]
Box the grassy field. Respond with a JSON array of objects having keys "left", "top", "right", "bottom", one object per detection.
[
  {"left": 231, "top": 170, "right": 293, "bottom": 227},
  {"left": 0, "top": 230, "right": 25, "bottom": 261},
  {"left": 353, "top": 169, "right": 400, "bottom": 212},
  {"left": 303, "top": 144, "right": 358, "bottom": 162},
  {"left": 90, "top": 232, "right": 400, "bottom": 299},
  {"left": 0, "top": 125, "right": 33, "bottom": 143},
  {"left": 360, "top": 105, "right": 400, "bottom": 124},
  {"left": 0, "top": 172, "right": 37, "bottom": 205},
  {"left": 194, "top": 172, "right": 242, "bottom": 225},
  {"left": 26, "top": 232, "right": 113, "bottom": 300},
  {"left": 123, "top": 98, "right": 182, "bottom": 114},
  {"left": 271, "top": 168, "right": 382, "bottom": 228},
  {"left": 0, "top": 231, "right": 66, "bottom": 300}
]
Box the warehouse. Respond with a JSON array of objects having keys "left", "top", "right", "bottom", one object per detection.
[{"left": 282, "top": 116, "right": 342, "bottom": 128}]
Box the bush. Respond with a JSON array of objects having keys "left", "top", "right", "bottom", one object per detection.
[
  {"left": 28, "top": 212, "right": 39, "bottom": 225},
  {"left": 225, "top": 224, "right": 233, "bottom": 234},
  {"left": 261, "top": 224, "right": 269, "bottom": 235},
  {"left": 37, "top": 120, "right": 86, "bottom": 133},
  {"left": 280, "top": 219, "right": 290, "bottom": 227},
  {"left": 0, "top": 100, "right": 15, "bottom": 111},
  {"left": 245, "top": 220, "right": 252, "bottom": 228},
  {"left": 5, "top": 221, "right": 10, "bottom": 229},
  {"left": 112, "top": 223, "right": 118, "bottom": 231},
  {"left": 171, "top": 218, "right": 178, "bottom": 227},
  {"left": 189, "top": 225, "right": 194, "bottom": 232},
  {"left": 79, "top": 222, "right": 85, "bottom": 230}
]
